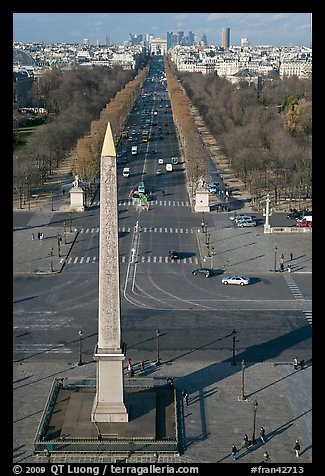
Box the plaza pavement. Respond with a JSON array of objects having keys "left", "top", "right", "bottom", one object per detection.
[{"left": 13, "top": 190, "right": 312, "bottom": 465}]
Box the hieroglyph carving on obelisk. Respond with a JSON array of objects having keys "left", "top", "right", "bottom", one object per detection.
[{"left": 91, "top": 123, "right": 128, "bottom": 423}]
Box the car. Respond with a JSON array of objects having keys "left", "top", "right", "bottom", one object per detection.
[
  {"left": 236, "top": 220, "right": 257, "bottom": 227},
  {"left": 168, "top": 250, "right": 181, "bottom": 261},
  {"left": 192, "top": 268, "right": 213, "bottom": 278},
  {"left": 208, "top": 184, "right": 218, "bottom": 193},
  {"left": 156, "top": 169, "right": 162, "bottom": 175},
  {"left": 221, "top": 275, "right": 250, "bottom": 286},
  {"left": 138, "top": 182, "right": 145, "bottom": 194},
  {"left": 287, "top": 211, "right": 303, "bottom": 219},
  {"left": 229, "top": 214, "right": 252, "bottom": 222},
  {"left": 296, "top": 219, "right": 312, "bottom": 227},
  {"left": 158, "top": 158, "right": 164, "bottom": 165}
]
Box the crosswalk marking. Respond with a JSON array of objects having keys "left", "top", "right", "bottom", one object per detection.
[
  {"left": 91, "top": 200, "right": 190, "bottom": 207},
  {"left": 304, "top": 311, "right": 312, "bottom": 326},
  {"left": 79, "top": 227, "right": 195, "bottom": 234},
  {"left": 63, "top": 256, "right": 199, "bottom": 265},
  {"left": 283, "top": 275, "right": 305, "bottom": 300}
]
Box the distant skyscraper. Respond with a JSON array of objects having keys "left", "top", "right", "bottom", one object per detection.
[
  {"left": 221, "top": 27, "right": 230, "bottom": 49},
  {"left": 83, "top": 38, "right": 89, "bottom": 46}
]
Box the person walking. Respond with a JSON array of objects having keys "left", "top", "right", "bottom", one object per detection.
[
  {"left": 293, "top": 356, "right": 298, "bottom": 370},
  {"left": 287, "top": 263, "right": 292, "bottom": 272},
  {"left": 182, "top": 388, "right": 189, "bottom": 406},
  {"left": 263, "top": 451, "right": 270, "bottom": 463},
  {"left": 243, "top": 434, "right": 250, "bottom": 448},
  {"left": 260, "top": 427, "right": 266, "bottom": 444},
  {"left": 231, "top": 444, "right": 237, "bottom": 461},
  {"left": 290, "top": 252, "right": 293, "bottom": 261},
  {"left": 294, "top": 439, "right": 301, "bottom": 457},
  {"left": 140, "top": 360, "right": 145, "bottom": 372},
  {"left": 31, "top": 233, "right": 35, "bottom": 240}
]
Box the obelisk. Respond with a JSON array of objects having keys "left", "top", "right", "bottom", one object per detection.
[{"left": 91, "top": 123, "right": 128, "bottom": 423}]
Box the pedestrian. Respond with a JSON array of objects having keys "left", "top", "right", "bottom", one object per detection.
[
  {"left": 280, "top": 253, "right": 284, "bottom": 261},
  {"left": 287, "top": 263, "right": 292, "bottom": 273},
  {"left": 182, "top": 388, "right": 189, "bottom": 406},
  {"left": 62, "top": 189, "right": 65, "bottom": 196},
  {"left": 263, "top": 451, "right": 270, "bottom": 463},
  {"left": 293, "top": 356, "right": 298, "bottom": 370},
  {"left": 243, "top": 434, "right": 249, "bottom": 448},
  {"left": 37, "top": 232, "right": 41, "bottom": 240},
  {"left": 162, "top": 190, "right": 165, "bottom": 197},
  {"left": 260, "top": 427, "right": 266, "bottom": 444},
  {"left": 127, "top": 358, "right": 131, "bottom": 372},
  {"left": 40, "top": 232, "right": 44, "bottom": 240},
  {"left": 140, "top": 360, "right": 145, "bottom": 372},
  {"left": 290, "top": 252, "right": 293, "bottom": 261},
  {"left": 231, "top": 444, "right": 237, "bottom": 461},
  {"left": 31, "top": 233, "right": 35, "bottom": 240},
  {"left": 280, "top": 262, "right": 284, "bottom": 272},
  {"left": 294, "top": 439, "right": 301, "bottom": 457}
]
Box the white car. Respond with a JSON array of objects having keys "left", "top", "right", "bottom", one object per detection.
[
  {"left": 236, "top": 220, "right": 256, "bottom": 227},
  {"left": 156, "top": 169, "right": 162, "bottom": 175},
  {"left": 229, "top": 214, "right": 252, "bottom": 222},
  {"left": 221, "top": 275, "right": 250, "bottom": 286}
]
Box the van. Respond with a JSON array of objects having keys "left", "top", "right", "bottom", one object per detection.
[
  {"left": 122, "top": 167, "right": 130, "bottom": 177},
  {"left": 131, "top": 146, "right": 138, "bottom": 155},
  {"left": 165, "top": 163, "right": 173, "bottom": 172}
]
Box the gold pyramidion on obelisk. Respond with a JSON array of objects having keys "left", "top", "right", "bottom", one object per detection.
[{"left": 91, "top": 123, "right": 128, "bottom": 423}]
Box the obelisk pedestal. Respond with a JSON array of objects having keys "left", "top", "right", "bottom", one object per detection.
[{"left": 91, "top": 123, "right": 128, "bottom": 423}]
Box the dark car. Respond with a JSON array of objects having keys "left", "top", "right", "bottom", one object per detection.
[
  {"left": 192, "top": 268, "right": 213, "bottom": 278},
  {"left": 287, "top": 211, "right": 303, "bottom": 219},
  {"left": 169, "top": 250, "right": 181, "bottom": 261}
]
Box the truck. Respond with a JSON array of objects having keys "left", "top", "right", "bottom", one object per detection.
[
  {"left": 165, "top": 163, "right": 173, "bottom": 172},
  {"left": 131, "top": 145, "right": 138, "bottom": 155}
]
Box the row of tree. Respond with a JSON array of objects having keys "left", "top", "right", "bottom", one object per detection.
[
  {"left": 173, "top": 65, "right": 312, "bottom": 205},
  {"left": 13, "top": 63, "right": 149, "bottom": 205}
]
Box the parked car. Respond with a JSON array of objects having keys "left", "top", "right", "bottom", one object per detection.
[
  {"left": 287, "top": 211, "right": 303, "bottom": 219},
  {"left": 192, "top": 268, "right": 213, "bottom": 278},
  {"left": 221, "top": 275, "right": 250, "bottom": 286},
  {"left": 236, "top": 220, "right": 257, "bottom": 227},
  {"left": 168, "top": 250, "right": 181, "bottom": 261},
  {"left": 156, "top": 169, "right": 162, "bottom": 175},
  {"left": 296, "top": 219, "right": 312, "bottom": 227}
]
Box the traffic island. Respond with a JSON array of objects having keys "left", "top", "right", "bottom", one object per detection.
[{"left": 33, "top": 377, "right": 180, "bottom": 461}]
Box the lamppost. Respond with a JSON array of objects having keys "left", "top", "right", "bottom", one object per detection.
[
  {"left": 274, "top": 245, "right": 277, "bottom": 272},
  {"left": 239, "top": 359, "right": 246, "bottom": 400},
  {"left": 210, "top": 246, "right": 214, "bottom": 269},
  {"left": 155, "top": 329, "right": 161, "bottom": 366},
  {"left": 78, "top": 330, "right": 84, "bottom": 366},
  {"left": 63, "top": 222, "right": 67, "bottom": 244},
  {"left": 201, "top": 213, "right": 205, "bottom": 232},
  {"left": 231, "top": 329, "right": 239, "bottom": 365},
  {"left": 252, "top": 399, "right": 258, "bottom": 444},
  {"left": 206, "top": 232, "right": 210, "bottom": 246},
  {"left": 57, "top": 233, "right": 62, "bottom": 257},
  {"left": 50, "top": 247, "right": 53, "bottom": 273}
]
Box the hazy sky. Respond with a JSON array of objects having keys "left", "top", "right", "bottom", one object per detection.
[{"left": 13, "top": 12, "right": 312, "bottom": 47}]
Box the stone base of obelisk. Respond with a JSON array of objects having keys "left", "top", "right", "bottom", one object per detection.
[{"left": 33, "top": 377, "right": 179, "bottom": 458}]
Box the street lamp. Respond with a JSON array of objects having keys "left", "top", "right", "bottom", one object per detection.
[
  {"left": 231, "top": 329, "right": 239, "bottom": 366},
  {"left": 239, "top": 359, "right": 246, "bottom": 400},
  {"left": 57, "top": 233, "right": 62, "bottom": 257},
  {"left": 50, "top": 247, "right": 53, "bottom": 273},
  {"left": 274, "top": 245, "right": 277, "bottom": 272},
  {"left": 210, "top": 246, "right": 215, "bottom": 269},
  {"left": 78, "top": 330, "right": 84, "bottom": 366},
  {"left": 201, "top": 213, "right": 205, "bottom": 232},
  {"left": 155, "top": 329, "right": 161, "bottom": 366},
  {"left": 251, "top": 399, "right": 258, "bottom": 444},
  {"left": 63, "top": 222, "right": 67, "bottom": 244}
]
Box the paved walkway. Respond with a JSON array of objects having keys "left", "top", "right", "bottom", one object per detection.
[{"left": 13, "top": 165, "right": 312, "bottom": 464}]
